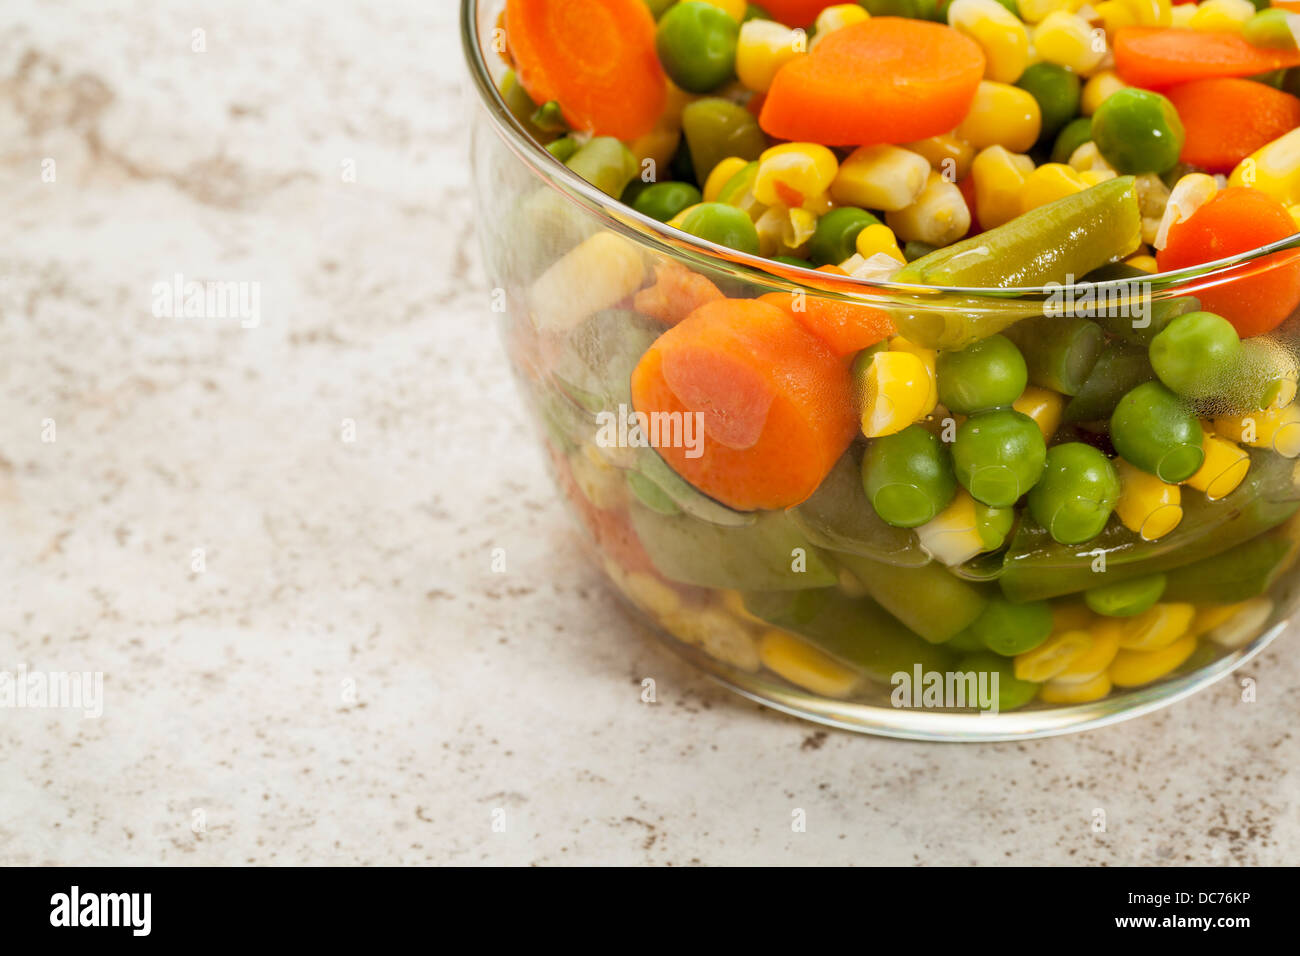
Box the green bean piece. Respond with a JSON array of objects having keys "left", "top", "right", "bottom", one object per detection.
[
  {"left": 1062, "top": 340, "right": 1154, "bottom": 423},
  {"left": 680, "top": 98, "right": 768, "bottom": 186},
  {"left": 530, "top": 100, "right": 568, "bottom": 134},
  {"left": 952, "top": 409, "right": 1048, "bottom": 508},
  {"left": 834, "top": 553, "right": 990, "bottom": 644},
  {"left": 656, "top": 2, "right": 739, "bottom": 93},
  {"left": 1080, "top": 262, "right": 1201, "bottom": 346},
  {"left": 1110, "top": 381, "right": 1205, "bottom": 482},
  {"left": 770, "top": 255, "right": 814, "bottom": 268},
  {"left": 1161, "top": 534, "right": 1296, "bottom": 604},
  {"left": 1026, "top": 443, "right": 1121, "bottom": 545},
  {"left": 860, "top": 0, "right": 942, "bottom": 22},
  {"left": 627, "top": 470, "right": 682, "bottom": 516},
  {"left": 643, "top": 0, "right": 679, "bottom": 18},
  {"left": 1085, "top": 573, "right": 1167, "bottom": 617},
  {"left": 546, "top": 137, "right": 579, "bottom": 163},
  {"left": 1003, "top": 314, "right": 1106, "bottom": 396},
  {"left": 566, "top": 137, "right": 640, "bottom": 198},
  {"left": 902, "top": 240, "right": 938, "bottom": 262}
]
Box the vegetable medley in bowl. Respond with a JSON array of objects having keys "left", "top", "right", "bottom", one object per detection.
[{"left": 466, "top": 0, "right": 1300, "bottom": 737}]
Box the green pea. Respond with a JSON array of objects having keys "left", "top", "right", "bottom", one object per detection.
[
  {"left": 975, "top": 502, "right": 1016, "bottom": 551},
  {"left": 744, "top": 3, "right": 771, "bottom": 20},
  {"left": 656, "top": 2, "right": 739, "bottom": 93},
  {"left": 1016, "top": 62, "right": 1081, "bottom": 142},
  {"left": 530, "top": 100, "right": 568, "bottom": 134},
  {"left": 966, "top": 598, "right": 1054, "bottom": 656},
  {"left": 862, "top": 425, "right": 958, "bottom": 528},
  {"left": 678, "top": 202, "right": 760, "bottom": 254},
  {"left": 771, "top": 255, "right": 813, "bottom": 268},
  {"left": 680, "top": 98, "right": 767, "bottom": 186},
  {"left": 566, "top": 137, "right": 640, "bottom": 198},
  {"left": 903, "top": 240, "right": 938, "bottom": 262},
  {"left": 1051, "top": 116, "right": 1093, "bottom": 166},
  {"left": 1149, "top": 310, "right": 1242, "bottom": 399},
  {"left": 546, "top": 137, "right": 579, "bottom": 163},
  {"left": 955, "top": 652, "right": 1041, "bottom": 709},
  {"left": 1110, "top": 381, "right": 1205, "bottom": 482},
  {"left": 860, "top": 0, "right": 942, "bottom": 22},
  {"left": 643, "top": 0, "right": 679, "bottom": 19},
  {"left": 633, "top": 181, "right": 704, "bottom": 222},
  {"left": 1026, "top": 442, "right": 1120, "bottom": 545},
  {"left": 1085, "top": 573, "right": 1167, "bottom": 617},
  {"left": 936, "top": 334, "right": 1028, "bottom": 414},
  {"left": 1092, "top": 88, "right": 1185, "bottom": 175},
  {"left": 808, "top": 207, "right": 881, "bottom": 266},
  {"left": 1244, "top": 8, "right": 1300, "bottom": 49},
  {"left": 952, "top": 409, "right": 1048, "bottom": 508}
]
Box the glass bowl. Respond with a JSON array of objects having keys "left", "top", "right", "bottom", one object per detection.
[{"left": 462, "top": 0, "right": 1300, "bottom": 740}]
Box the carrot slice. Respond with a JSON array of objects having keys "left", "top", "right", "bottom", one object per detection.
[
  {"left": 634, "top": 262, "right": 725, "bottom": 325},
  {"left": 505, "top": 0, "right": 666, "bottom": 141},
  {"left": 1165, "top": 79, "right": 1300, "bottom": 173},
  {"left": 1114, "top": 27, "right": 1300, "bottom": 90},
  {"left": 630, "top": 299, "right": 857, "bottom": 510},
  {"left": 760, "top": 18, "right": 985, "bottom": 146},
  {"left": 1157, "top": 187, "right": 1300, "bottom": 338},
  {"left": 758, "top": 290, "right": 896, "bottom": 357}
]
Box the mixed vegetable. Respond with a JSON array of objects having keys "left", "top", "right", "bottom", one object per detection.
[{"left": 494, "top": 0, "right": 1300, "bottom": 711}]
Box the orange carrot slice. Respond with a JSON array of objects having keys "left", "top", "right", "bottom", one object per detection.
[
  {"left": 760, "top": 18, "right": 985, "bottom": 146},
  {"left": 1157, "top": 187, "right": 1300, "bottom": 337},
  {"left": 758, "top": 290, "right": 896, "bottom": 357},
  {"left": 634, "top": 262, "right": 725, "bottom": 325},
  {"left": 630, "top": 299, "right": 857, "bottom": 510},
  {"left": 1165, "top": 78, "right": 1300, "bottom": 173},
  {"left": 762, "top": 1, "right": 841, "bottom": 25},
  {"left": 1114, "top": 27, "right": 1300, "bottom": 90},
  {"left": 505, "top": 0, "right": 666, "bottom": 141}
]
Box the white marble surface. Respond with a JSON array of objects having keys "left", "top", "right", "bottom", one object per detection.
[{"left": 0, "top": 0, "right": 1295, "bottom": 866}]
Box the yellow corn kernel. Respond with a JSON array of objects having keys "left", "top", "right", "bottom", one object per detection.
[
  {"left": 1119, "top": 0, "right": 1173, "bottom": 26},
  {"left": 916, "top": 490, "right": 986, "bottom": 566},
  {"left": 1189, "top": 0, "right": 1254, "bottom": 31},
  {"left": 1042, "top": 671, "right": 1114, "bottom": 703},
  {"left": 843, "top": 251, "right": 908, "bottom": 281},
  {"left": 720, "top": 589, "right": 767, "bottom": 626},
  {"left": 1015, "top": 629, "right": 1094, "bottom": 682},
  {"left": 735, "top": 19, "right": 807, "bottom": 93},
  {"left": 1125, "top": 253, "right": 1158, "bottom": 273},
  {"left": 1185, "top": 433, "right": 1250, "bottom": 500},
  {"left": 1189, "top": 601, "right": 1248, "bottom": 639},
  {"left": 1115, "top": 459, "right": 1183, "bottom": 540},
  {"left": 1229, "top": 127, "right": 1300, "bottom": 207},
  {"left": 972, "top": 145, "right": 1037, "bottom": 228},
  {"left": 1169, "top": 2, "right": 1197, "bottom": 26},
  {"left": 1116, "top": 602, "right": 1197, "bottom": 651},
  {"left": 1081, "top": 70, "right": 1127, "bottom": 115},
  {"left": 886, "top": 171, "right": 972, "bottom": 246},
  {"left": 1035, "top": 12, "right": 1109, "bottom": 75},
  {"left": 1053, "top": 620, "right": 1122, "bottom": 682},
  {"left": 957, "top": 81, "right": 1043, "bottom": 152},
  {"left": 1154, "top": 172, "right": 1218, "bottom": 249},
  {"left": 759, "top": 630, "right": 862, "bottom": 698},
  {"left": 1013, "top": 385, "right": 1066, "bottom": 439},
  {"left": 621, "top": 571, "right": 684, "bottom": 618},
  {"left": 1200, "top": 597, "right": 1274, "bottom": 648},
  {"left": 703, "top": 156, "right": 750, "bottom": 203},
  {"left": 1019, "top": 0, "right": 1073, "bottom": 22},
  {"left": 1079, "top": 169, "right": 1116, "bottom": 186},
  {"left": 813, "top": 3, "right": 870, "bottom": 39},
  {"left": 890, "top": 336, "right": 940, "bottom": 415},
  {"left": 663, "top": 606, "right": 761, "bottom": 670},
  {"left": 1109, "top": 632, "right": 1197, "bottom": 686},
  {"left": 755, "top": 143, "right": 839, "bottom": 207},
  {"left": 948, "top": 0, "right": 1032, "bottom": 84},
  {"left": 1052, "top": 601, "right": 1097, "bottom": 633},
  {"left": 1068, "top": 140, "right": 1118, "bottom": 174},
  {"left": 831, "top": 144, "right": 932, "bottom": 211},
  {"left": 859, "top": 350, "right": 932, "bottom": 437},
  {"left": 855, "top": 222, "right": 906, "bottom": 263},
  {"left": 754, "top": 204, "right": 817, "bottom": 256},
  {"left": 1213, "top": 403, "right": 1300, "bottom": 457},
  {"left": 904, "top": 133, "right": 977, "bottom": 183},
  {"left": 530, "top": 232, "right": 645, "bottom": 331},
  {"left": 1019, "top": 163, "right": 1088, "bottom": 214},
  {"left": 700, "top": 0, "right": 748, "bottom": 20},
  {"left": 1094, "top": 0, "right": 1138, "bottom": 31}
]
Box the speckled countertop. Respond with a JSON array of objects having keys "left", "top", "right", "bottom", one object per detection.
[{"left": 0, "top": 0, "right": 1295, "bottom": 866}]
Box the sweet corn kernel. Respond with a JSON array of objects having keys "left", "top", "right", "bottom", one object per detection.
[
  {"left": 1116, "top": 459, "right": 1183, "bottom": 540},
  {"left": 1041, "top": 671, "right": 1113, "bottom": 702},
  {"left": 1094, "top": 0, "right": 1138, "bottom": 31},
  {"left": 1124, "top": 253, "right": 1158, "bottom": 272},
  {"left": 1229, "top": 127, "right": 1300, "bottom": 207},
  {"left": 859, "top": 350, "right": 932, "bottom": 437},
  {"left": 948, "top": 0, "right": 1032, "bottom": 84},
  {"left": 1190, "top": 0, "right": 1254, "bottom": 31},
  {"left": 1015, "top": 629, "right": 1094, "bottom": 682},
  {"left": 1035, "top": 11, "right": 1109, "bottom": 75},
  {"left": 1116, "top": 602, "right": 1197, "bottom": 651},
  {"left": 916, "top": 490, "right": 986, "bottom": 566},
  {"left": 530, "top": 232, "right": 645, "bottom": 331},
  {"left": 759, "top": 630, "right": 862, "bottom": 697},
  {"left": 1013, "top": 385, "right": 1066, "bottom": 439},
  {"left": 754, "top": 143, "right": 840, "bottom": 206},
  {"left": 1019, "top": 0, "right": 1074, "bottom": 23},
  {"left": 1169, "top": 2, "right": 1197, "bottom": 26},
  {"left": 813, "top": 3, "right": 871, "bottom": 41},
  {"left": 1081, "top": 70, "right": 1127, "bottom": 115},
  {"left": 720, "top": 589, "right": 768, "bottom": 625},
  {"left": 1053, "top": 620, "right": 1122, "bottom": 682},
  {"left": 700, "top": 0, "right": 748, "bottom": 20},
  {"left": 1185, "top": 433, "right": 1250, "bottom": 500},
  {"left": 844, "top": 251, "right": 908, "bottom": 281},
  {"left": 1214, "top": 403, "right": 1300, "bottom": 457},
  {"left": 1154, "top": 172, "right": 1218, "bottom": 250},
  {"left": 1118, "top": 0, "right": 1173, "bottom": 26},
  {"left": 957, "top": 81, "right": 1043, "bottom": 152},
  {"left": 703, "top": 156, "right": 750, "bottom": 203},
  {"left": 887, "top": 171, "right": 972, "bottom": 246},
  {"left": 1020, "top": 162, "right": 1088, "bottom": 213},
  {"left": 622, "top": 571, "right": 684, "bottom": 618},
  {"left": 754, "top": 204, "right": 817, "bottom": 256},
  {"left": 831, "top": 144, "right": 932, "bottom": 211},
  {"left": 663, "top": 606, "right": 761, "bottom": 671},
  {"left": 1079, "top": 168, "right": 1116, "bottom": 186},
  {"left": 855, "top": 222, "right": 907, "bottom": 263},
  {"left": 972, "top": 145, "right": 1037, "bottom": 228},
  {"left": 904, "top": 134, "right": 977, "bottom": 183},
  {"left": 1201, "top": 597, "right": 1273, "bottom": 648},
  {"left": 1109, "top": 633, "right": 1197, "bottom": 686},
  {"left": 890, "top": 336, "right": 940, "bottom": 415},
  {"left": 735, "top": 19, "right": 807, "bottom": 93},
  {"left": 1053, "top": 601, "right": 1097, "bottom": 633},
  {"left": 1068, "top": 140, "right": 1118, "bottom": 174}
]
